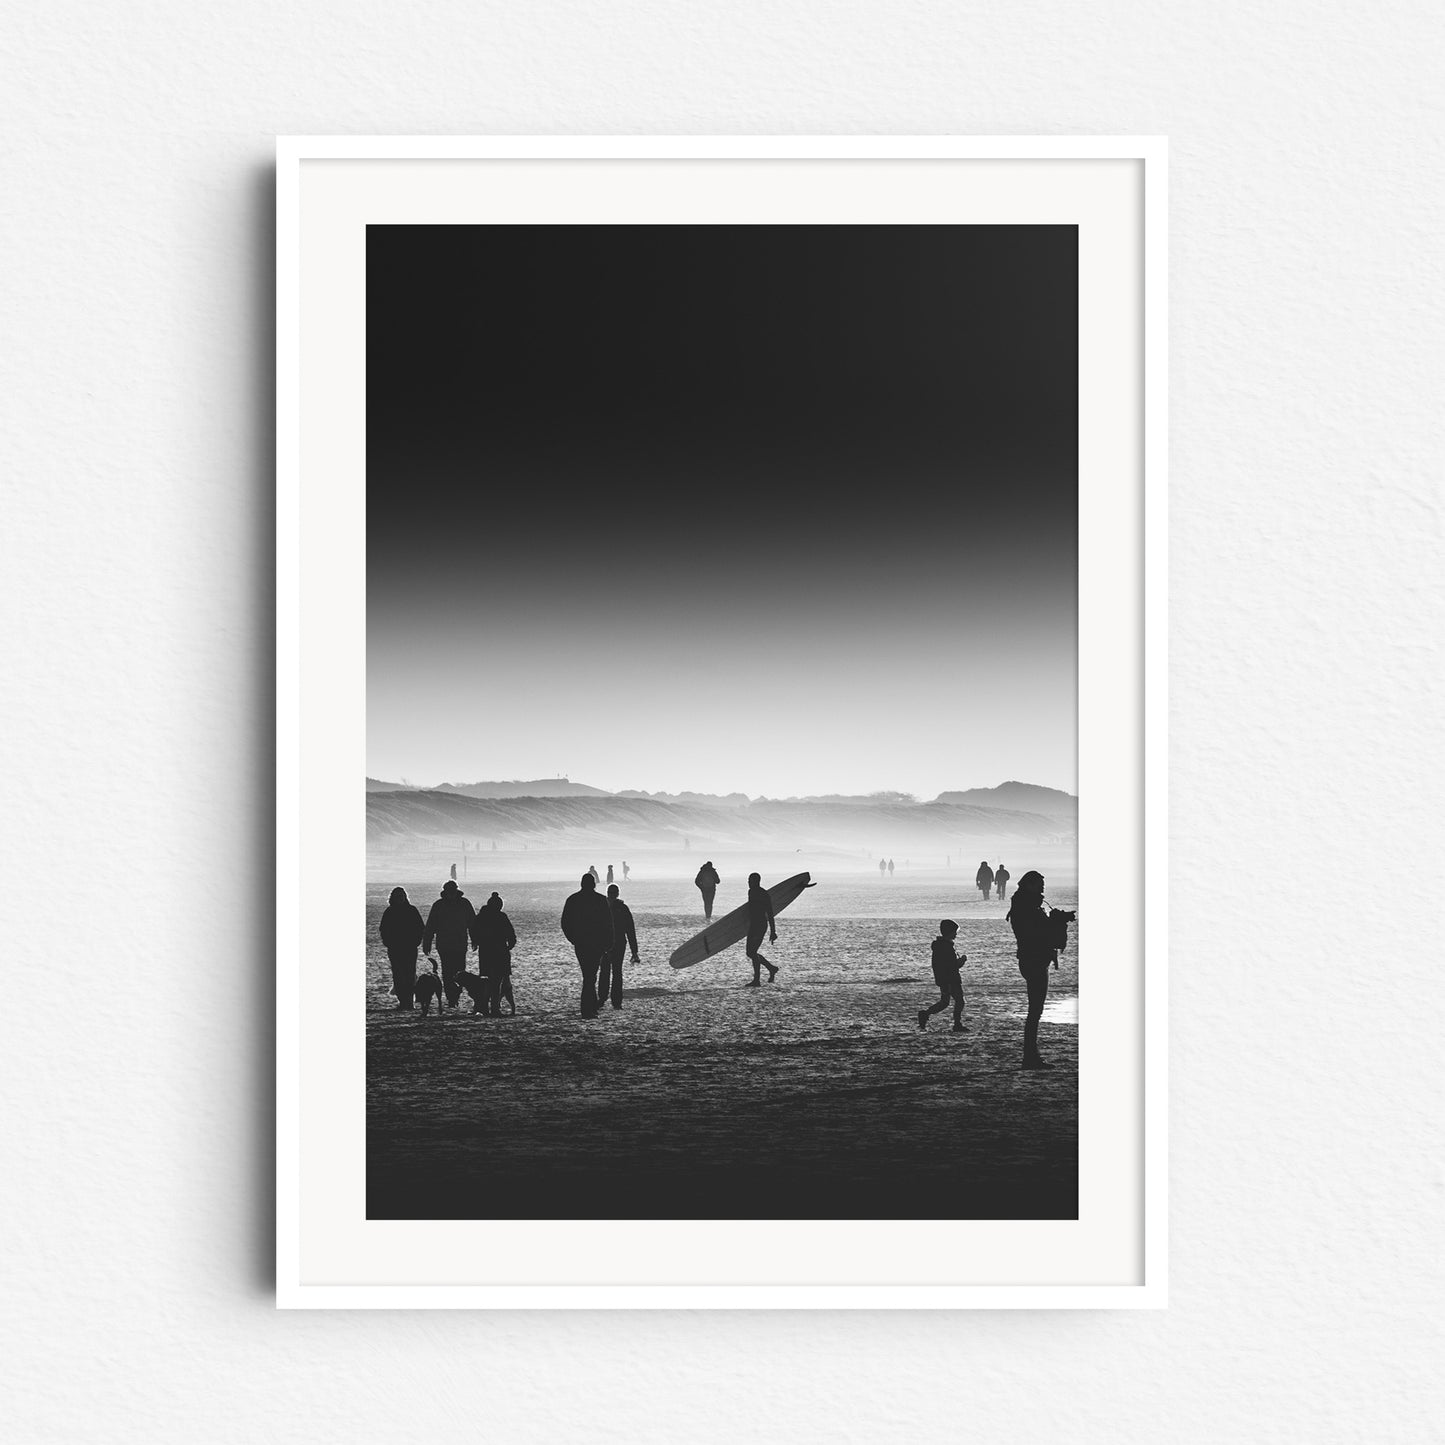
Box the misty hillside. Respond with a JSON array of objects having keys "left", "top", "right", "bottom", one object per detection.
[
  {"left": 933, "top": 781, "right": 1077, "bottom": 819},
  {"left": 366, "top": 789, "right": 1072, "bottom": 853},
  {"left": 616, "top": 789, "right": 751, "bottom": 807},
  {"left": 366, "top": 777, "right": 404, "bottom": 792},
  {"left": 432, "top": 778, "right": 613, "bottom": 800}
]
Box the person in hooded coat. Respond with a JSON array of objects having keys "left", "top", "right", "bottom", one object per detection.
[
  {"left": 378, "top": 885, "right": 425, "bottom": 1009},
  {"left": 975, "top": 860, "right": 995, "bottom": 900},
  {"left": 1006, "top": 869, "right": 1056, "bottom": 1069},
  {"left": 599, "top": 883, "right": 640, "bottom": 1009},
  {"left": 560, "top": 873, "right": 614, "bottom": 1019},
  {"left": 694, "top": 861, "right": 721, "bottom": 919},
  {"left": 421, "top": 878, "right": 476, "bottom": 1009},
  {"left": 469, "top": 890, "right": 518, "bottom": 1017}
]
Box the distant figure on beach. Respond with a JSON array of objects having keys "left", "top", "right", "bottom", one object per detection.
[
  {"left": 599, "top": 883, "right": 640, "bottom": 1010},
  {"left": 994, "top": 862, "right": 1010, "bottom": 901},
  {"left": 588, "top": 864, "right": 601, "bottom": 886},
  {"left": 695, "top": 860, "right": 721, "bottom": 919},
  {"left": 1006, "top": 870, "right": 1065, "bottom": 1070},
  {"left": 422, "top": 879, "right": 476, "bottom": 1009},
  {"left": 378, "top": 885, "right": 425, "bottom": 1009},
  {"left": 975, "top": 860, "right": 994, "bottom": 900},
  {"left": 606, "top": 863, "right": 614, "bottom": 885},
  {"left": 918, "top": 919, "right": 966, "bottom": 1033},
  {"left": 745, "top": 872, "right": 779, "bottom": 986},
  {"left": 888, "top": 858, "right": 895, "bottom": 877},
  {"left": 622, "top": 860, "right": 630, "bottom": 880},
  {"left": 469, "top": 891, "right": 517, "bottom": 1017},
  {"left": 878, "top": 858, "right": 887, "bottom": 879},
  {"left": 560, "top": 873, "right": 613, "bottom": 1019}
]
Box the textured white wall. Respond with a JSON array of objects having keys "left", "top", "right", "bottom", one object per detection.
[{"left": 2, "top": 1, "right": 1442, "bottom": 1439}]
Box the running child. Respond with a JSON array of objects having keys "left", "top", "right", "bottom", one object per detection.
[{"left": 918, "top": 919, "right": 966, "bottom": 1033}]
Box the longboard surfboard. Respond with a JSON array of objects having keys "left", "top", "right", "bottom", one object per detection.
[{"left": 668, "top": 872, "right": 816, "bottom": 970}]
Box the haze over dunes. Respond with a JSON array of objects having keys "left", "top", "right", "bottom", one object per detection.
[{"left": 365, "top": 778, "right": 1077, "bottom": 859}]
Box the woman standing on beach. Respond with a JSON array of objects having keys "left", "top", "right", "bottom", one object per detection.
[{"left": 1006, "top": 870, "right": 1056, "bottom": 1070}]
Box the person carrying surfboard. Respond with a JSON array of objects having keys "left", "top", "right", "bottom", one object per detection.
[
  {"left": 694, "top": 860, "right": 721, "bottom": 920},
  {"left": 745, "top": 872, "right": 779, "bottom": 985}
]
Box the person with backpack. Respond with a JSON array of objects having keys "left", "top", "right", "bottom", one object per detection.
[
  {"left": 694, "top": 860, "right": 721, "bottom": 919},
  {"left": 917, "top": 919, "right": 967, "bottom": 1033},
  {"left": 378, "top": 885, "right": 425, "bottom": 1009},
  {"left": 975, "top": 860, "right": 994, "bottom": 900}
]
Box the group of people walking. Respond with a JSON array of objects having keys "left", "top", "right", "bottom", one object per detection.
[
  {"left": 379, "top": 880, "right": 518, "bottom": 1016},
  {"left": 975, "top": 860, "right": 1010, "bottom": 900},
  {"left": 378, "top": 864, "right": 1072, "bottom": 1068},
  {"left": 560, "top": 873, "right": 640, "bottom": 1018}
]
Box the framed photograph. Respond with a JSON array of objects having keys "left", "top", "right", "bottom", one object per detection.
[{"left": 277, "top": 136, "right": 1167, "bottom": 1307}]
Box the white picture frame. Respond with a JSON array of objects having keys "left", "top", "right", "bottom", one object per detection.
[{"left": 277, "top": 135, "right": 1167, "bottom": 1308}]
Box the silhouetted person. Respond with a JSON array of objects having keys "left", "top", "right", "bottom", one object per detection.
[
  {"left": 994, "top": 862, "right": 1010, "bottom": 901},
  {"left": 588, "top": 864, "right": 601, "bottom": 886},
  {"left": 744, "top": 872, "right": 779, "bottom": 985},
  {"left": 469, "top": 891, "right": 517, "bottom": 1017},
  {"left": 975, "top": 860, "right": 994, "bottom": 900},
  {"left": 1007, "top": 870, "right": 1059, "bottom": 1069},
  {"left": 887, "top": 858, "right": 895, "bottom": 877},
  {"left": 422, "top": 878, "right": 476, "bottom": 1009},
  {"left": 695, "top": 860, "right": 721, "bottom": 919},
  {"left": 918, "top": 919, "right": 966, "bottom": 1033},
  {"left": 622, "top": 860, "right": 630, "bottom": 880},
  {"left": 560, "top": 873, "right": 613, "bottom": 1019},
  {"left": 606, "top": 863, "right": 614, "bottom": 885},
  {"left": 878, "top": 858, "right": 887, "bottom": 879},
  {"left": 599, "top": 883, "right": 640, "bottom": 1009},
  {"left": 378, "top": 885, "right": 425, "bottom": 1009}
]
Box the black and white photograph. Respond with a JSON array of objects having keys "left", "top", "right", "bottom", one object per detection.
[{"left": 364, "top": 221, "right": 1082, "bottom": 1222}]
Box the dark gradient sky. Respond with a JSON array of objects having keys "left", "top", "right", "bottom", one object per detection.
[{"left": 368, "top": 224, "right": 1077, "bottom": 796}]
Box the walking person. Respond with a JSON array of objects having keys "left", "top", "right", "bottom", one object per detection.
[
  {"left": 888, "top": 857, "right": 895, "bottom": 878},
  {"left": 588, "top": 864, "right": 601, "bottom": 886},
  {"left": 1006, "top": 870, "right": 1066, "bottom": 1070},
  {"left": 469, "top": 891, "right": 517, "bottom": 1017},
  {"left": 744, "top": 872, "right": 779, "bottom": 985},
  {"left": 599, "top": 884, "right": 640, "bottom": 1010},
  {"left": 378, "top": 886, "right": 425, "bottom": 1009},
  {"left": 560, "top": 873, "right": 614, "bottom": 1019},
  {"left": 878, "top": 858, "right": 887, "bottom": 879},
  {"left": 421, "top": 878, "right": 476, "bottom": 1010},
  {"left": 606, "top": 863, "right": 614, "bottom": 885},
  {"left": 917, "top": 919, "right": 966, "bottom": 1033},
  {"left": 975, "top": 859, "right": 994, "bottom": 901},
  {"left": 694, "top": 860, "right": 721, "bottom": 920},
  {"left": 622, "top": 860, "right": 630, "bottom": 881},
  {"left": 994, "top": 862, "right": 1010, "bottom": 901}
]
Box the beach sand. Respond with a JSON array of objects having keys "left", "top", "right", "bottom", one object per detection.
[{"left": 366, "top": 874, "right": 1078, "bottom": 1219}]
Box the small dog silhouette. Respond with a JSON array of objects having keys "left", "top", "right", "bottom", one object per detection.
[
  {"left": 455, "top": 971, "right": 492, "bottom": 1016},
  {"left": 414, "top": 960, "right": 444, "bottom": 1017}
]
